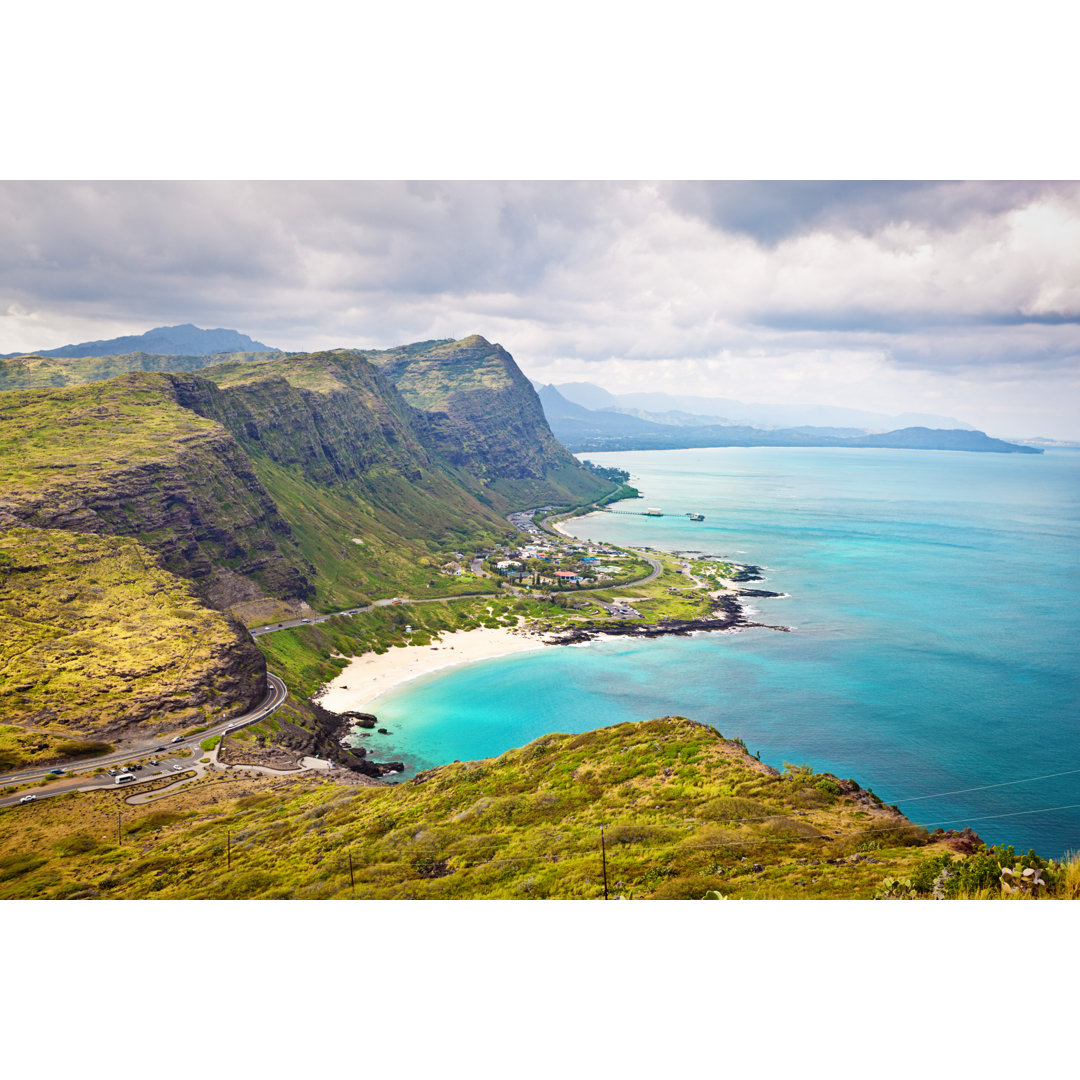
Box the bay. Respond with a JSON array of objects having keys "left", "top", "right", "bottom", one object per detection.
[{"left": 353, "top": 447, "right": 1080, "bottom": 858}]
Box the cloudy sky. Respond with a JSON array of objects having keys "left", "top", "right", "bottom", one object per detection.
[{"left": 2, "top": 180, "right": 1079, "bottom": 439}]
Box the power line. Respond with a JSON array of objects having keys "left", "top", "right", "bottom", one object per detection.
[
  {"left": 916, "top": 801, "right": 1080, "bottom": 829},
  {"left": 892, "top": 767, "right": 1080, "bottom": 805}
]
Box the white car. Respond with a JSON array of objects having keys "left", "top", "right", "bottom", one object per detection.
[
  {"left": 171, "top": 763, "right": 184, "bottom": 771},
  {"left": 19, "top": 794, "right": 36, "bottom": 803}
]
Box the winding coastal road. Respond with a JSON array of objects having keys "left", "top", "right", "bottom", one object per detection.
[{"left": 0, "top": 673, "right": 289, "bottom": 807}]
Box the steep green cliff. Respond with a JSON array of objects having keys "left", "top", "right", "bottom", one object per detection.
[
  {"left": 361, "top": 335, "right": 612, "bottom": 507},
  {"left": 0, "top": 376, "right": 313, "bottom": 609}
]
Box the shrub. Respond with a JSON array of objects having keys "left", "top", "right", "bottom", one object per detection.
[
  {"left": 758, "top": 816, "right": 821, "bottom": 840},
  {"left": 697, "top": 796, "right": 771, "bottom": 823},
  {"left": 0, "top": 853, "right": 46, "bottom": 881},
  {"left": 650, "top": 874, "right": 722, "bottom": 899},
  {"left": 125, "top": 810, "right": 185, "bottom": 834},
  {"left": 54, "top": 740, "right": 112, "bottom": 759},
  {"left": 604, "top": 823, "right": 677, "bottom": 846},
  {"left": 53, "top": 835, "right": 99, "bottom": 856}
]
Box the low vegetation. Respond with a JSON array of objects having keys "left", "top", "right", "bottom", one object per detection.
[
  {"left": 0, "top": 528, "right": 258, "bottom": 751},
  {"left": 2, "top": 716, "right": 1067, "bottom": 900},
  {"left": 0, "top": 376, "right": 219, "bottom": 492}
]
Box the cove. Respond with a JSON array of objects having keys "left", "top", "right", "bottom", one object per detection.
[{"left": 351, "top": 447, "right": 1080, "bottom": 858}]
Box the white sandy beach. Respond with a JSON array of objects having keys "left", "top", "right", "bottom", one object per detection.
[{"left": 314, "top": 625, "right": 552, "bottom": 714}]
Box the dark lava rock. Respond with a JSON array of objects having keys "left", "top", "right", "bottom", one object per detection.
[
  {"left": 377, "top": 727, "right": 390, "bottom": 735},
  {"left": 340, "top": 712, "right": 377, "bottom": 729}
]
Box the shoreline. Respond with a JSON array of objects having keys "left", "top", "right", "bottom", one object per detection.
[
  {"left": 313, "top": 625, "right": 552, "bottom": 716},
  {"left": 316, "top": 497, "right": 787, "bottom": 734},
  {"left": 314, "top": 586, "right": 788, "bottom": 728}
]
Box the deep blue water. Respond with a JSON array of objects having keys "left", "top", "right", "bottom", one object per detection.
[{"left": 351, "top": 447, "right": 1080, "bottom": 858}]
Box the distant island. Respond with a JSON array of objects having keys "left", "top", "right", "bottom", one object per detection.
[{"left": 536, "top": 384, "right": 1042, "bottom": 454}]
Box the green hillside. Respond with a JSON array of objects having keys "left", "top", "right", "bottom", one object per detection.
[{"left": 1, "top": 716, "right": 1070, "bottom": 900}]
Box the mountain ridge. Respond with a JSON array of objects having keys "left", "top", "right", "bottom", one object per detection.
[
  {"left": 536, "top": 385, "right": 1041, "bottom": 454},
  {"left": 1, "top": 323, "right": 278, "bottom": 360},
  {"left": 547, "top": 379, "right": 976, "bottom": 432}
]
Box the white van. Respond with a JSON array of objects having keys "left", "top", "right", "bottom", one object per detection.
[{"left": 115, "top": 773, "right": 136, "bottom": 785}]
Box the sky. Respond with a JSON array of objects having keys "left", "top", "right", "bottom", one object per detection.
[{"left": 2, "top": 180, "right": 1078, "bottom": 440}]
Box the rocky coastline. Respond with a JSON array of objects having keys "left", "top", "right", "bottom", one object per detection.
[{"left": 545, "top": 587, "right": 790, "bottom": 646}]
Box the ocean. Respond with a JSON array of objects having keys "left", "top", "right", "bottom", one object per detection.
[{"left": 350, "top": 447, "right": 1080, "bottom": 858}]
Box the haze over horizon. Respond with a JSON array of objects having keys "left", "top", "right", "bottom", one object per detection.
[{"left": 2, "top": 181, "right": 1078, "bottom": 440}]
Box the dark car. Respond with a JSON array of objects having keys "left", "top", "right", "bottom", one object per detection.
[
  {"left": 149, "top": 759, "right": 160, "bottom": 766},
  {"left": 132, "top": 764, "right": 143, "bottom": 770},
  {"left": 48, "top": 768, "right": 64, "bottom": 775},
  {"left": 155, "top": 746, "right": 166, "bottom": 752}
]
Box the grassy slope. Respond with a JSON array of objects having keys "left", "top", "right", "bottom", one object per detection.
[
  {"left": 366, "top": 335, "right": 514, "bottom": 409},
  {"left": 0, "top": 376, "right": 219, "bottom": 491},
  {"left": 5, "top": 715, "right": 1067, "bottom": 900},
  {"left": 0, "top": 529, "right": 259, "bottom": 757}
]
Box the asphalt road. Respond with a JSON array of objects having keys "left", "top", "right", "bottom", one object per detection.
[
  {"left": 249, "top": 595, "right": 497, "bottom": 637},
  {"left": 0, "top": 673, "right": 289, "bottom": 807}
]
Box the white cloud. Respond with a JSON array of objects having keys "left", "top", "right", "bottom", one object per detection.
[{"left": 1, "top": 181, "right": 1078, "bottom": 437}]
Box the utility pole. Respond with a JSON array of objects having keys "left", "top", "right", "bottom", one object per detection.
[
  {"left": 117, "top": 810, "right": 121, "bottom": 847},
  {"left": 349, "top": 850, "right": 355, "bottom": 896},
  {"left": 227, "top": 830, "right": 231, "bottom": 870},
  {"left": 600, "top": 826, "right": 609, "bottom": 900}
]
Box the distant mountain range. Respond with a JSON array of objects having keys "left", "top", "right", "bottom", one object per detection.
[
  {"left": 1, "top": 323, "right": 278, "bottom": 359},
  {"left": 535, "top": 384, "right": 1041, "bottom": 454},
  {"left": 548, "top": 380, "right": 976, "bottom": 433}
]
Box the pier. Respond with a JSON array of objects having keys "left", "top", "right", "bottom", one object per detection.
[{"left": 599, "top": 508, "right": 706, "bottom": 520}]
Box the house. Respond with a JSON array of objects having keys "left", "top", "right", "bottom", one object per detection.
[{"left": 554, "top": 570, "right": 580, "bottom": 583}]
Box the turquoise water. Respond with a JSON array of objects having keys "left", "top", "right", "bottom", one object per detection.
[{"left": 353, "top": 447, "right": 1080, "bottom": 857}]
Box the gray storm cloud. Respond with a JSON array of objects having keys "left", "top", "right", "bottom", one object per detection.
[{"left": 1, "top": 180, "right": 1078, "bottom": 437}]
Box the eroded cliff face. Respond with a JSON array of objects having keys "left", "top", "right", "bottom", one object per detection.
[
  {"left": 360, "top": 335, "right": 613, "bottom": 507},
  {"left": 164, "top": 355, "right": 510, "bottom": 537},
  {"left": 0, "top": 376, "right": 314, "bottom": 607}
]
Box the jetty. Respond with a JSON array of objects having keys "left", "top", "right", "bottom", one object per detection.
[{"left": 599, "top": 507, "right": 706, "bottom": 521}]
